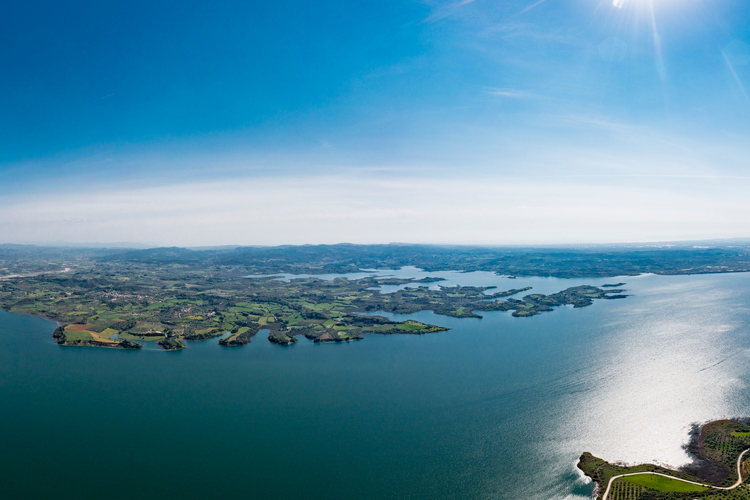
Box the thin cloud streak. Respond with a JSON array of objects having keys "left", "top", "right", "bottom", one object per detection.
[
  {"left": 517, "top": 0, "right": 548, "bottom": 16},
  {"left": 88, "top": 93, "right": 114, "bottom": 104},
  {"left": 484, "top": 88, "right": 533, "bottom": 98},
  {"left": 721, "top": 50, "right": 750, "bottom": 104},
  {"left": 421, "top": 0, "right": 476, "bottom": 24}
]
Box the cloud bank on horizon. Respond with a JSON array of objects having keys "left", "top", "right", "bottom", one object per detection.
[{"left": 1, "top": 0, "right": 749, "bottom": 246}]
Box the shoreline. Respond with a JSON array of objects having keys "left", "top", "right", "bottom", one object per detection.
[
  {"left": 579, "top": 419, "right": 750, "bottom": 499},
  {"left": 0, "top": 307, "right": 63, "bottom": 327}
]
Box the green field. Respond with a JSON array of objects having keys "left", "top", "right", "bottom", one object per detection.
[
  {"left": 622, "top": 474, "right": 707, "bottom": 492},
  {"left": 396, "top": 321, "right": 431, "bottom": 332},
  {"left": 62, "top": 329, "right": 94, "bottom": 341},
  {"left": 98, "top": 328, "right": 119, "bottom": 339}
]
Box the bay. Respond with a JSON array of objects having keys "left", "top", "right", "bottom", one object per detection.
[{"left": 2, "top": 272, "right": 750, "bottom": 499}]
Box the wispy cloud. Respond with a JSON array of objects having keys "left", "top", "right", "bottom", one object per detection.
[
  {"left": 480, "top": 22, "right": 579, "bottom": 45},
  {"left": 517, "top": 0, "right": 548, "bottom": 16},
  {"left": 88, "top": 93, "right": 114, "bottom": 104},
  {"left": 556, "top": 115, "right": 636, "bottom": 132},
  {"left": 421, "top": 0, "right": 476, "bottom": 24},
  {"left": 484, "top": 88, "right": 533, "bottom": 98}
]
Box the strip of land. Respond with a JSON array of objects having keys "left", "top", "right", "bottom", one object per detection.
[
  {"left": 2, "top": 242, "right": 750, "bottom": 278},
  {"left": 602, "top": 449, "right": 749, "bottom": 500},
  {"left": 580, "top": 420, "right": 750, "bottom": 500}
]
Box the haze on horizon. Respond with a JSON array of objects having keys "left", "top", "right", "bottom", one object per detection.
[{"left": 1, "top": 0, "right": 749, "bottom": 247}]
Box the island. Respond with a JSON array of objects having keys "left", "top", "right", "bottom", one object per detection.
[
  {"left": 0, "top": 247, "right": 628, "bottom": 350},
  {"left": 579, "top": 419, "right": 750, "bottom": 499}
]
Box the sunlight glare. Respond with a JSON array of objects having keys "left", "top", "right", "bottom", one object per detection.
[{"left": 613, "top": 0, "right": 671, "bottom": 9}]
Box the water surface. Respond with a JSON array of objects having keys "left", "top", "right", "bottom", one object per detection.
[{"left": 2, "top": 272, "right": 750, "bottom": 499}]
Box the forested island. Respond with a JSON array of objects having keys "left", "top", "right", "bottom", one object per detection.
[
  {"left": 579, "top": 420, "right": 750, "bottom": 499},
  {"left": 0, "top": 244, "right": 633, "bottom": 350}
]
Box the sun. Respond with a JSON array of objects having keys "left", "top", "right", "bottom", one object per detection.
[{"left": 606, "top": 0, "right": 669, "bottom": 83}]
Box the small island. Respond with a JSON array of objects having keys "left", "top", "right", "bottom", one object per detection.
[{"left": 579, "top": 419, "right": 750, "bottom": 499}]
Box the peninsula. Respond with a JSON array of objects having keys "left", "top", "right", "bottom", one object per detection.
[{"left": 579, "top": 419, "right": 750, "bottom": 499}]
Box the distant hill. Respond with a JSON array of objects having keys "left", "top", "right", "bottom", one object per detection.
[{"left": 93, "top": 241, "right": 750, "bottom": 278}]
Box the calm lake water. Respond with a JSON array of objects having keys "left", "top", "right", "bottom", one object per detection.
[{"left": 2, "top": 271, "right": 750, "bottom": 499}]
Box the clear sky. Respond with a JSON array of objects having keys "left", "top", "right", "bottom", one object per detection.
[{"left": 1, "top": 0, "right": 749, "bottom": 246}]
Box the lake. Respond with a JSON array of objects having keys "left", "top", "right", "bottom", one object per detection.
[{"left": 2, "top": 271, "right": 750, "bottom": 499}]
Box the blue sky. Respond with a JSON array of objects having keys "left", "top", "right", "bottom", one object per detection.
[{"left": 1, "top": 0, "right": 749, "bottom": 245}]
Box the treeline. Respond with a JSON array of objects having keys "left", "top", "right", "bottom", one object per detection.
[{"left": 95, "top": 243, "right": 750, "bottom": 278}]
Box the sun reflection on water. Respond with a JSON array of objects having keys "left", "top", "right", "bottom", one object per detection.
[{"left": 555, "top": 275, "right": 750, "bottom": 478}]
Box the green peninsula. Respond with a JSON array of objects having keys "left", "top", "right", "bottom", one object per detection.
[{"left": 579, "top": 420, "right": 750, "bottom": 499}]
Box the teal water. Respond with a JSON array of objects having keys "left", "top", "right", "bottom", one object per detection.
[{"left": 2, "top": 272, "right": 750, "bottom": 499}]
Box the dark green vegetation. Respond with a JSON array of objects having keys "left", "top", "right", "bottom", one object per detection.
[
  {"left": 0, "top": 246, "right": 627, "bottom": 350},
  {"left": 579, "top": 420, "right": 750, "bottom": 499},
  {"left": 218, "top": 324, "right": 260, "bottom": 346},
  {"left": 690, "top": 421, "right": 750, "bottom": 485},
  {"left": 96, "top": 243, "right": 750, "bottom": 277},
  {"left": 157, "top": 334, "right": 186, "bottom": 351},
  {"left": 2, "top": 241, "right": 750, "bottom": 278}
]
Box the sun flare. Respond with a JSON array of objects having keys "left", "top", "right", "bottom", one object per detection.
[{"left": 612, "top": 0, "right": 659, "bottom": 9}]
